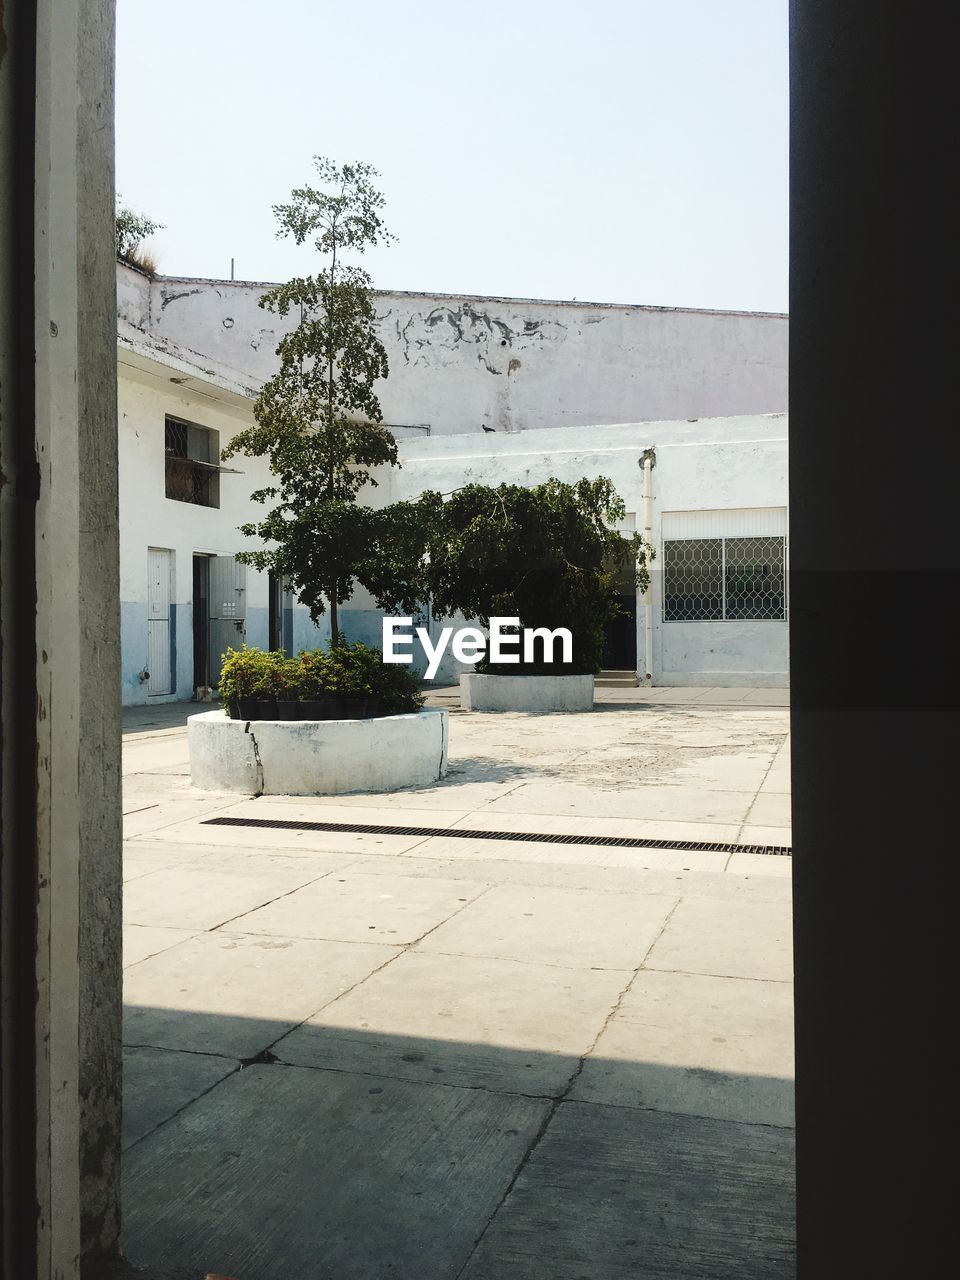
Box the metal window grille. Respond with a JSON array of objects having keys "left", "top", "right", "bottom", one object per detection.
[
  {"left": 664, "top": 535, "right": 786, "bottom": 622},
  {"left": 164, "top": 417, "right": 219, "bottom": 508},
  {"left": 724, "top": 536, "right": 786, "bottom": 620},
  {"left": 663, "top": 538, "right": 723, "bottom": 621}
]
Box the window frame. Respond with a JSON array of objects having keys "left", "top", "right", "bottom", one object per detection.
[
  {"left": 163, "top": 414, "right": 221, "bottom": 509},
  {"left": 662, "top": 532, "right": 788, "bottom": 623}
]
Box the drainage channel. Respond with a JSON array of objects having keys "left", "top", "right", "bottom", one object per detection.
[{"left": 202, "top": 815, "right": 792, "bottom": 857}]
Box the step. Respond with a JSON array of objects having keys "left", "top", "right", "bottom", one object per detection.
[{"left": 596, "top": 670, "right": 639, "bottom": 688}]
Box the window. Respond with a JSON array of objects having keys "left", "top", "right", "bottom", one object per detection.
[
  {"left": 164, "top": 416, "right": 220, "bottom": 507},
  {"left": 664, "top": 535, "right": 786, "bottom": 621}
]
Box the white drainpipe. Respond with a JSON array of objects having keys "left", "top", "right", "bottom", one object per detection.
[{"left": 639, "top": 447, "right": 656, "bottom": 683}]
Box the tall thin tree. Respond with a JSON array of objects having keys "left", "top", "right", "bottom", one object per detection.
[{"left": 224, "top": 158, "right": 400, "bottom": 644}]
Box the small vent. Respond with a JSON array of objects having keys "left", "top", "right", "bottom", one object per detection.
[{"left": 201, "top": 816, "right": 791, "bottom": 857}]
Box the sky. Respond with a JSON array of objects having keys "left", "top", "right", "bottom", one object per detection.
[{"left": 115, "top": 0, "right": 788, "bottom": 312}]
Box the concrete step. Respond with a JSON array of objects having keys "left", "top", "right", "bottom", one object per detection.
[{"left": 596, "top": 670, "right": 639, "bottom": 688}]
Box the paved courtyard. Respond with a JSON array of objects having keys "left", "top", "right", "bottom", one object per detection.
[{"left": 121, "top": 686, "right": 795, "bottom": 1279}]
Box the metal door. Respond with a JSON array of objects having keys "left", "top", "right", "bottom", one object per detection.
[
  {"left": 147, "top": 548, "right": 174, "bottom": 695},
  {"left": 208, "top": 555, "right": 246, "bottom": 686}
]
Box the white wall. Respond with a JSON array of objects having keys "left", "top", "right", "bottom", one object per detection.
[
  {"left": 116, "top": 263, "right": 790, "bottom": 692},
  {"left": 368, "top": 415, "right": 789, "bottom": 686},
  {"left": 117, "top": 359, "right": 328, "bottom": 704},
  {"left": 133, "top": 272, "right": 788, "bottom": 437}
]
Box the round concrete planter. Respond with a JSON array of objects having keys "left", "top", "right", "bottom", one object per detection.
[
  {"left": 188, "top": 708, "right": 449, "bottom": 796},
  {"left": 459, "top": 672, "right": 594, "bottom": 713}
]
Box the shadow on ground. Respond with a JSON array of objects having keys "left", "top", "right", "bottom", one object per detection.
[{"left": 120, "top": 1011, "right": 795, "bottom": 1280}]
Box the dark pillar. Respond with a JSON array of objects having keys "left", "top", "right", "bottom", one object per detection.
[
  {"left": 790, "top": 4, "right": 952, "bottom": 1276},
  {"left": 1, "top": 2, "right": 121, "bottom": 1276}
]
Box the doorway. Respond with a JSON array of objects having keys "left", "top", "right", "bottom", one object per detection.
[
  {"left": 601, "top": 592, "right": 638, "bottom": 669},
  {"left": 147, "top": 547, "right": 174, "bottom": 696},
  {"left": 192, "top": 554, "right": 210, "bottom": 692},
  {"left": 207, "top": 555, "right": 247, "bottom": 686}
]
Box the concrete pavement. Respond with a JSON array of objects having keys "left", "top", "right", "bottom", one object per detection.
[{"left": 120, "top": 692, "right": 794, "bottom": 1279}]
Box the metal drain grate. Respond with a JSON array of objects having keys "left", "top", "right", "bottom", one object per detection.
[{"left": 201, "top": 815, "right": 792, "bottom": 857}]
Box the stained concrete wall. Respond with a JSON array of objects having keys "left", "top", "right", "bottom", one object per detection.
[
  {"left": 124, "top": 269, "right": 788, "bottom": 437},
  {"left": 116, "top": 262, "right": 789, "bottom": 693},
  {"left": 1, "top": 1, "right": 123, "bottom": 1274}
]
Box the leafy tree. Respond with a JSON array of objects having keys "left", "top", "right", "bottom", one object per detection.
[
  {"left": 224, "top": 157, "right": 410, "bottom": 645},
  {"left": 408, "top": 477, "right": 648, "bottom": 675},
  {"left": 115, "top": 196, "right": 163, "bottom": 265}
]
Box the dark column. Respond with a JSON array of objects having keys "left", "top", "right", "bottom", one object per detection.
[
  {"left": 790, "top": 4, "right": 953, "bottom": 1276},
  {"left": 1, "top": 2, "right": 121, "bottom": 1276}
]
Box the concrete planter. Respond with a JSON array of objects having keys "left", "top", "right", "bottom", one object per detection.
[
  {"left": 188, "top": 708, "right": 448, "bottom": 796},
  {"left": 460, "top": 673, "right": 594, "bottom": 713}
]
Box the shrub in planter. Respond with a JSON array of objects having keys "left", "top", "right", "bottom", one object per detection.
[
  {"left": 219, "top": 642, "right": 425, "bottom": 722},
  {"left": 314, "top": 641, "right": 425, "bottom": 717},
  {"left": 293, "top": 649, "right": 338, "bottom": 719},
  {"left": 275, "top": 658, "right": 306, "bottom": 719},
  {"left": 218, "top": 645, "right": 287, "bottom": 719}
]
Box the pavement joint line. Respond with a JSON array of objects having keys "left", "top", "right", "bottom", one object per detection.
[
  {"left": 452, "top": 895, "right": 682, "bottom": 1279},
  {"left": 727, "top": 743, "right": 789, "bottom": 868},
  {"left": 205, "top": 882, "right": 501, "bottom": 1072},
  {"left": 123, "top": 795, "right": 252, "bottom": 840},
  {"left": 122, "top": 1052, "right": 245, "bottom": 1156},
  {"left": 121, "top": 931, "right": 202, "bottom": 971},
  {"left": 237, "top": 1052, "right": 561, "bottom": 1105},
  {"left": 642, "top": 965, "right": 793, "bottom": 984},
  {"left": 403, "top": 948, "right": 639, "bottom": 975},
  {"left": 206, "top": 858, "right": 371, "bottom": 934},
  {"left": 560, "top": 1094, "right": 796, "bottom": 1131},
  {"left": 125, "top": 1040, "right": 572, "bottom": 1123}
]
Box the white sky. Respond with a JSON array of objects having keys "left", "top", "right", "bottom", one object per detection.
[{"left": 116, "top": 0, "right": 787, "bottom": 312}]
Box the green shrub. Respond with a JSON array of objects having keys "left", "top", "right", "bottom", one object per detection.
[
  {"left": 296, "top": 649, "right": 332, "bottom": 700},
  {"left": 218, "top": 645, "right": 287, "bottom": 712},
  {"left": 323, "top": 641, "right": 425, "bottom": 714},
  {"left": 219, "top": 641, "right": 424, "bottom": 715},
  {"left": 277, "top": 657, "right": 305, "bottom": 701}
]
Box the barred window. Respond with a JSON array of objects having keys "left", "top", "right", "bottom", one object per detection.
[
  {"left": 164, "top": 416, "right": 220, "bottom": 507},
  {"left": 664, "top": 535, "right": 785, "bottom": 621},
  {"left": 663, "top": 539, "right": 723, "bottom": 621}
]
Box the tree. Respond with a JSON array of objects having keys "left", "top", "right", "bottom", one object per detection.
[
  {"left": 115, "top": 196, "right": 163, "bottom": 269},
  {"left": 408, "top": 477, "right": 649, "bottom": 674},
  {"left": 224, "top": 158, "right": 405, "bottom": 645}
]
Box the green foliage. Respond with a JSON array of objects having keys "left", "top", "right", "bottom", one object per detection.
[
  {"left": 115, "top": 195, "right": 164, "bottom": 265},
  {"left": 218, "top": 645, "right": 289, "bottom": 707},
  {"left": 218, "top": 642, "right": 423, "bottom": 715},
  {"left": 413, "top": 477, "right": 650, "bottom": 675},
  {"left": 223, "top": 157, "right": 419, "bottom": 642},
  {"left": 323, "top": 641, "right": 425, "bottom": 714}
]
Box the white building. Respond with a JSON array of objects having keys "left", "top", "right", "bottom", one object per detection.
[{"left": 116, "top": 263, "right": 788, "bottom": 703}]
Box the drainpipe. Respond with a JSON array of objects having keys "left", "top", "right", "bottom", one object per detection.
[{"left": 639, "top": 447, "right": 656, "bottom": 683}]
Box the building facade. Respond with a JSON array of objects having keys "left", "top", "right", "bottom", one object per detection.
[{"left": 116, "top": 264, "right": 789, "bottom": 703}]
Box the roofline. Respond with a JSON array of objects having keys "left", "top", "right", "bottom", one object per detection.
[
  {"left": 117, "top": 328, "right": 260, "bottom": 408},
  {"left": 146, "top": 271, "right": 789, "bottom": 321}
]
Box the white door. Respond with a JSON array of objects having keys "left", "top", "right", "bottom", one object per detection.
[
  {"left": 208, "top": 556, "right": 247, "bottom": 686},
  {"left": 147, "top": 548, "right": 174, "bottom": 695}
]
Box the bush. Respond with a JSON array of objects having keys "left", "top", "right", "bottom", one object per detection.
[
  {"left": 218, "top": 641, "right": 424, "bottom": 715},
  {"left": 417, "top": 477, "right": 647, "bottom": 676},
  {"left": 323, "top": 641, "right": 425, "bottom": 714},
  {"left": 218, "top": 645, "right": 288, "bottom": 710}
]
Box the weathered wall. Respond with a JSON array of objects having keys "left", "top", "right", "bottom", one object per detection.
[
  {"left": 133, "top": 272, "right": 788, "bottom": 437},
  {"left": 1, "top": 1, "right": 123, "bottom": 1274},
  {"left": 116, "top": 262, "right": 789, "bottom": 693}
]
